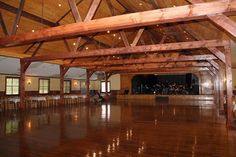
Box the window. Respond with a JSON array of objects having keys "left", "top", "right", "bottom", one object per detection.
[
  {"left": 39, "top": 79, "right": 49, "bottom": 94},
  {"left": 6, "top": 77, "right": 19, "bottom": 95},
  {"left": 101, "top": 81, "right": 111, "bottom": 93},
  {"left": 64, "top": 80, "right": 71, "bottom": 94}
]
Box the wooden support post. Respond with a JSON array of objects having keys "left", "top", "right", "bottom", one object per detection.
[
  {"left": 105, "top": 73, "right": 109, "bottom": 101},
  {"left": 60, "top": 66, "right": 69, "bottom": 105},
  {"left": 215, "top": 72, "right": 220, "bottom": 105},
  {"left": 20, "top": 60, "right": 30, "bottom": 109},
  {"left": 86, "top": 71, "right": 90, "bottom": 102},
  {"left": 219, "top": 65, "right": 225, "bottom": 112},
  {"left": 86, "top": 70, "right": 94, "bottom": 102},
  {"left": 60, "top": 66, "right": 65, "bottom": 105},
  {"left": 208, "top": 61, "right": 221, "bottom": 106},
  {"left": 225, "top": 44, "right": 233, "bottom": 128},
  {"left": 105, "top": 73, "right": 113, "bottom": 101},
  {"left": 207, "top": 69, "right": 217, "bottom": 104}
]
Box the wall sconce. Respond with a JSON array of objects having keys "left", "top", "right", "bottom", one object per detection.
[
  {"left": 224, "top": 77, "right": 227, "bottom": 83},
  {"left": 73, "top": 81, "right": 78, "bottom": 87},
  {"left": 27, "top": 79, "right": 31, "bottom": 85}
]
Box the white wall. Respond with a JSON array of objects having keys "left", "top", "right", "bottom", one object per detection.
[
  {"left": 0, "top": 74, "right": 121, "bottom": 93},
  {"left": 109, "top": 74, "right": 121, "bottom": 90}
]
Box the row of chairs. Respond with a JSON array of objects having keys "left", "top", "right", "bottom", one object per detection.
[{"left": 0, "top": 95, "right": 86, "bottom": 111}]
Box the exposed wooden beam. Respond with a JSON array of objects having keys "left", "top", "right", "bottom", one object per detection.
[
  {"left": 68, "top": 0, "right": 82, "bottom": 23},
  {"left": 131, "top": 28, "right": 145, "bottom": 46},
  {"left": 0, "top": 12, "right": 9, "bottom": 36},
  {"left": 120, "top": 31, "right": 130, "bottom": 47},
  {"left": 11, "top": 0, "right": 25, "bottom": 35},
  {"left": 88, "top": 62, "right": 211, "bottom": 71},
  {"left": 207, "top": 59, "right": 220, "bottom": 70},
  {"left": 31, "top": 42, "right": 44, "bottom": 57},
  {"left": 106, "top": 0, "right": 115, "bottom": 16},
  {"left": 1, "top": 0, "right": 235, "bottom": 46},
  {"left": 63, "top": 39, "right": 72, "bottom": 52},
  {"left": 208, "top": 15, "right": 236, "bottom": 39},
  {"left": 65, "top": 54, "right": 216, "bottom": 67},
  {"left": 23, "top": 43, "right": 36, "bottom": 54},
  {"left": 188, "top": 0, "right": 236, "bottom": 38},
  {"left": 101, "top": 67, "right": 209, "bottom": 73},
  {"left": 115, "top": 67, "right": 209, "bottom": 74},
  {"left": 22, "top": 40, "right": 229, "bottom": 62},
  {"left": 84, "top": 0, "right": 102, "bottom": 22},
  {"left": 68, "top": 0, "right": 83, "bottom": 52}
]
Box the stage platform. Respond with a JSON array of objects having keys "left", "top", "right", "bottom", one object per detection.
[{"left": 117, "top": 94, "right": 214, "bottom": 101}]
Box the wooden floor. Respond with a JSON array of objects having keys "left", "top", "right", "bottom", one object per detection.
[{"left": 0, "top": 100, "right": 235, "bottom": 157}]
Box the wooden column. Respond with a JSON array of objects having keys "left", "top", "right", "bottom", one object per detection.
[
  {"left": 225, "top": 44, "right": 233, "bottom": 128},
  {"left": 60, "top": 65, "right": 69, "bottom": 105},
  {"left": 215, "top": 72, "right": 220, "bottom": 105},
  {"left": 218, "top": 64, "right": 225, "bottom": 112},
  {"left": 105, "top": 73, "right": 109, "bottom": 101},
  {"left": 86, "top": 70, "right": 93, "bottom": 102},
  {"left": 207, "top": 70, "right": 217, "bottom": 104},
  {"left": 105, "top": 73, "right": 113, "bottom": 101},
  {"left": 20, "top": 60, "right": 30, "bottom": 109},
  {"left": 212, "top": 73, "right": 218, "bottom": 105}
]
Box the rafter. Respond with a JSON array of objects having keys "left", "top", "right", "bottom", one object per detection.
[
  {"left": 22, "top": 40, "right": 229, "bottom": 62},
  {"left": 23, "top": 43, "right": 36, "bottom": 54},
  {"left": 131, "top": 28, "right": 145, "bottom": 47},
  {"left": 11, "top": 0, "right": 25, "bottom": 35},
  {"left": 31, "top": 42, "right": 44, "bottom": 57},
  {"left": 1, "top": 0, "right": 235, "bottom": 47},
  {"left": 84, "top": 0, "right": 102, "bottom": 22},
  {"left": 68, "top": 0, "right": 82, "bottom": 23},
  {"left": 0, "top": 12, "right": 9, "bottom": 36},
  {"left": 120, "top": 31, "right": 130, "bottom": 47}
]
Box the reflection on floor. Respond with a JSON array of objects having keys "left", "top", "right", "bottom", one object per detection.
[{"left": 0, "top": 100, "right": 235, "bottom": 157}]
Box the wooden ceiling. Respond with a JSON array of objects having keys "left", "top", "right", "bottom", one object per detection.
[{"left": 0, "top": 0, "right": 235, "bottom": 71}]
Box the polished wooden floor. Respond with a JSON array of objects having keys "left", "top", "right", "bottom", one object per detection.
[{"left": 0, "top": 100, "right": 235, "bottom": 157}]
